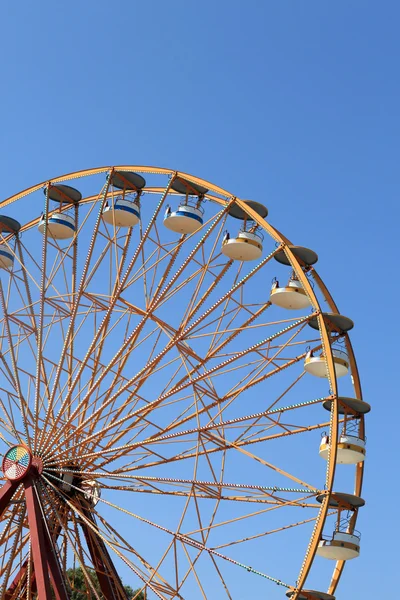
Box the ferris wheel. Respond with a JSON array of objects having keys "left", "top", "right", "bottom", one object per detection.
[{"left": 0, "top": 166, "right": 369, "bottom": 600}]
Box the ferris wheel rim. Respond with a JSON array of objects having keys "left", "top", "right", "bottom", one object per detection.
[
  {"left": 0, "top": 165, "right": 236, "bottom": 211},
  {"left": 0, "top": 165, "right": 366, "bottom": 600}
]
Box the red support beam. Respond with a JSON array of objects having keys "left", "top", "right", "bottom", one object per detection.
[
  {"left": 24, "top": 476, "right": 53, "bottom": 600},
  {"left": 80, "top": 507, "right": 127, "bottom": 600},
  {"left": 0, "top": 479, "right": 20, "bottom": 517},
  {"left": 1, "top": 459, "right": 68, "bottom": 599},
  {"left": 0, "top": 480, "right": 30, "bottom": 600},
  {"left": 0, "top": 475, "right": 126, "bottom": 600},
  {"left": 4, "top": 512, "right": 66, "bottom": 600},
  {"left": 42, "top": 520, "right": 69, "bottom": 600}
]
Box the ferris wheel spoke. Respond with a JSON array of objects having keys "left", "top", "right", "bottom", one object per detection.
[
  {"left": 42, "top": 475, "right": 177, "bottom": 599},
  {"left": 48, "top": 312, "right": 315, "bottom": 461},
  {"left": 183, "top": 495, "right": 321, "bottom": 538},
  {"left": 216, "top": 323, "right": 308, "bottom": 405},
  {"left": 0, "top": 505, "right": 26, "bottom": 597},
  {"left": 146, "top": 314, "right": 312, "bottom": 409},
  {"left": 68, "top": 516, "right": 103, "bottom": 600},
  {"left": 52, "top": 429, "right": 323, "bottom": 491},
  {"left": 48, "top": 458, "right": 227, "bottom": 597},
  {"left": 144, "top": 209, "right": 228, "bottom": 309},
  {"left": 37, "top": 178, "right": 112, "bottom": 453},
  {"left": 92, "top": 417, "right": 331, "bottom": 478},
  {"left": 85, "top": 227, "right": 134, "bottom": 396},
  {"left": 31, "top": 183, "right": 53, "bottom": 451},
  {"left": 46, "top": 396, "right": 332, "bottom": 471},
  {"left": 43, "top": 180, "right": 176, "bottom": 414},
  {"left": 0, "top": 501, "right": 23, "bottom": 559},
  {"left": 0, "top": 167, "right": 365, "bottom": 598},
  {"left": 39, "top": 483, "right": 103, "bottom": 600},
  {"left": 60, "top": 393, "right": 327, "bottom": 465},
  {"left": 106, "top": 348, "right": 310, "bottom": 459},
  {"left": 137, "top": 394, "right": 327, "bottom": 452},
  {"left": 52, "top": 473, "right": 293, "bottom": 593},
  {"left": 0, "top": 393, "right": 28, "bottom": 446},
  {"left": 108, "top": 390, "right": 327, "bottom": 460},
  {"left": 53, "top": 472, "right": 321, "bottom": 507},
  {"left": 93, "top": 507, "right": 183, "bottom": 599},
  {"left": 0, "top": 282, "right": 32, "bottom": 446},
  {"left": 38, "top": 176, "right": 178, "bottom": 454},
  {"left": 211, "top": 509, "right": 337, "bottom": 551},
  {"left": 42, "top": 258, "right": 276, "bottom": 454},
  {"left": 69, "top": 214, "right": 250, "bottom": 422},
  {"left": 208, "top": 370, "right": 309, "bottom": 446},
  {"left": 77, "top": 207, "right": 230, "bottom": 415},
  {"left": 181, "top": 241, "right": 233, "bottom": 330}
]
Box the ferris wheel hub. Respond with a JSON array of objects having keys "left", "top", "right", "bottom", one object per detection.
[
  {"left": 2, "top": 447, "right": 45, "bottom": 481},
  {"left": 2, "top": 445, "right": 32, "bottom": 481}
]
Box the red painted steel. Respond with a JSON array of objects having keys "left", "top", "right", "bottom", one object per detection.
[
  {"left": 80, "top": 506, "right": 127, "bottom": 600},
  {"left": 24, "top": 476, "right": 53, "bottom": 600},
  {"left": 0, "top": 479, "right": 20, "bottom": 516}
]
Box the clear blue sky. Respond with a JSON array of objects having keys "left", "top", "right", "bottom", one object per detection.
[{"left": 1, "top": 1, "right": 398, "bottom": 597}]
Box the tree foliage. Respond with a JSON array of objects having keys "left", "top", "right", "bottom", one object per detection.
[{"left": 65, "top": 567, "right": 144, "bottom": 600}]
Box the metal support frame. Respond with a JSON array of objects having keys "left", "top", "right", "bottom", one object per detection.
[
  {"left": 4, "top": 559, "right": 36, "bottom": 600},
  {"left": 0, "top": 467, "right": 126, "bottom": 599},
  {"left": 23, "top": 476, "right": 53, "bottom": 599},
  {"left": 80, "top": 505, "right": 128, "bottom": 600},
  {"left": 0, "top": 479, "right": 19, "bottom": 515},
  {"left": 0, "top": 166, "right": 366, "bottom": 600},
  {"left": 0, "top": 475, "right": 69, "bottom": 600}
]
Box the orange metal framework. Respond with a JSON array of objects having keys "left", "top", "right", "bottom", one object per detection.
[{"left": 0, "top": 166, "right": 365, "bottom": 600}]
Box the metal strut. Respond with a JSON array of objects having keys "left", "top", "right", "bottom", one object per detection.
[
  {"left": 0, "top": 475, "right": 69, "bottom": 600},
  {"left": 24, "top": 475, "right": 69, "bottom": 600},
  {"left": 79, "top": 504, "right": 129, "bottom": 600},
  {"left": 0, "top": 471, "right": 128, "bottom": 600}
]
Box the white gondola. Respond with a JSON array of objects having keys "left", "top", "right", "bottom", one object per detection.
[
  {"left": 82, "top": 480, "right": 101, "bottom": 506},
  {"left": 164, "top": 204, "right": 203, "bottom": 234},
  {"left": 0, "top": 217, "right": 20, "bottom": 270},
  {"left": 0, "top": 248, "right": 14, "bottom": 270},
  {"left": 222, "top": 230, "right": 263, "bottom": 261},
  {"left": 38, "top": 213, "right": 75, "bottom": 240},
  {"left": 319, "top": 433, "right": 366, "bottom": 464},
  {"left": 317, "top": 531, "right": 360, "bottom": 560},
  {"left": 270, "top": 278, "right": 311, "bottom": 310},
  {"left": 102, "top": 198, "right": 140, "bottom": 227},
  {"left": 304, "top": 348, "right": 349, "bottom": 378}
]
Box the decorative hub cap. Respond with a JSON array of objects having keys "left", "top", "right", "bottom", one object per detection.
[{"left": 2, "top": 446, "right": 32, "bottom": 481}]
